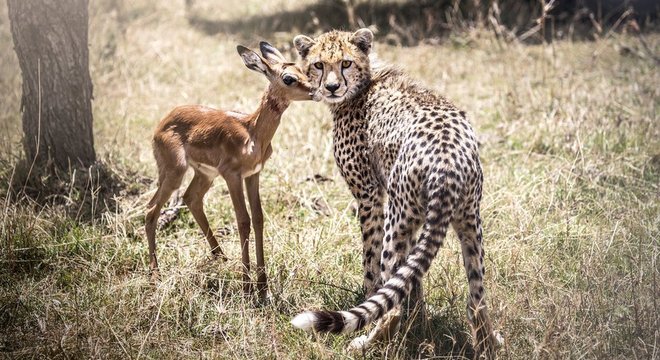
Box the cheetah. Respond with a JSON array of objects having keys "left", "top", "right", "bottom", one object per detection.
[{"left": 290, "top": 29, "right": 501, "bottom": 358}]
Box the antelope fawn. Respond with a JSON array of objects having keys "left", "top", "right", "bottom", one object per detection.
[{"left": 145, "top": 42, "right": 315, "bottom": 298}]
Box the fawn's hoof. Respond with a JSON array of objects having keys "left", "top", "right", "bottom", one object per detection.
[
  {"left": 149, "top": 270, "right": 161, "bottom": 283},
  {"left": 242, "top": 282, "right": 254, "bottom": 296},
  {"left": 474, "top": 330, "right": 503, "bottom": 360},
  {"left": 211, "top": 249, "right": 227, "bottom": 262}
]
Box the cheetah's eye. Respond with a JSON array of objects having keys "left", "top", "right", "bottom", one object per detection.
[
  {"left": 313, "top": 62, "right": 324, "bottom": 70},
  {"left": 341, "top": 60, "right": 353, "bottom": 69}
]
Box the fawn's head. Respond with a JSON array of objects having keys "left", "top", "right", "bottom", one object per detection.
[{"left": 237, "top": 42, "right": 316, "bottom": 102}]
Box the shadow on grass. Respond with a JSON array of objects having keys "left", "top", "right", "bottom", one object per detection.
[
  {"left": 393, "top": 299, "right": 475, "bottom": 358},
  {"left": 2, "top": 159, "right": 149, "bottom": 223},
  {"left": 0, "top": 157, "right": 150, "bottom": 284},
  {"left": 187, "top": 0, "right": 658, "bottom": 46}
]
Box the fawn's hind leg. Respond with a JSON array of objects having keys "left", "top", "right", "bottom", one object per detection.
[{"left": 145, "top": 167, "right": 186, "bottom": 275}]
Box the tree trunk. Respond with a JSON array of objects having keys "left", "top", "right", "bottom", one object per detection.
[{"left": 7, "top": 0, "right": 96, "bottom": 170}]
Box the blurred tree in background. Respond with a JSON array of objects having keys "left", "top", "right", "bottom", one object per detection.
[{"left": 7, "top": 0, "right": 95, "bottom": 171}]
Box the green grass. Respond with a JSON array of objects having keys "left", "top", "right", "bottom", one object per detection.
[{"left": 1, "top": 1, "right": 658, "bottom": 359}]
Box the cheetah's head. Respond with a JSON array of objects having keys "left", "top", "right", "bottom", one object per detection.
[{"left": 293, "top": 29, "right": 373, "bottom": 104}]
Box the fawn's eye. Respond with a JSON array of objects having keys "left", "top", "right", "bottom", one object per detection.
[
  {"left": 313, "top": 62, "right": 324, "bottom": 70},
  {"left": 341, "top": 60, "right": 352, "bottom": 68},
  {"left": 282, "top": 74, "right": 297, "bottom": 86}
]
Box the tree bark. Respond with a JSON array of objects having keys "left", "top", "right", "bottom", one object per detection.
[{"left": 7, "top": 0, "right": 96, "bottom": 170}]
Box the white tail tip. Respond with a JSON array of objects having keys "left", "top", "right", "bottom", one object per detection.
[{"left": 291, "top": 312, "right": 316, "bottom": 332}]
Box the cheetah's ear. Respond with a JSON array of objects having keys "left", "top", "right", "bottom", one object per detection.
[
  {"left": 293, "top": 34, "right": 315, "bottom": 59},
  {"left": 350, "top": 28, "right": 373, "bottom": 54}
]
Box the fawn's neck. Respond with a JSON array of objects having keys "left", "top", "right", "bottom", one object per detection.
[{"left": 247, "top": 84, "right": 290, "bottom": 148}]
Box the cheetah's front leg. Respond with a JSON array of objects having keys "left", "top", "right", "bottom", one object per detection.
[{"left": 356, "top": 193, "right": 385, "bottom": 296}]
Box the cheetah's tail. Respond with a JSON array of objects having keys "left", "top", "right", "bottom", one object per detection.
[{"left": 291, "top": 183, "right": 454, "bottom": 334}]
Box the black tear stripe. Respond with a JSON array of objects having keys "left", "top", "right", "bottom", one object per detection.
[{"left": 341, "top": 66, "right": 348, "bottom": 88}]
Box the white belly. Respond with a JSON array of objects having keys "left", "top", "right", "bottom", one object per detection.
[
  {"left": 188, "top": 159, "right": 220, "bottom": 178},
  {"left": 226, "top": 110, "right": 247, "bottom": 119},
  {"left": 242, "top": 163, "right": 263, "bottom": 178}
]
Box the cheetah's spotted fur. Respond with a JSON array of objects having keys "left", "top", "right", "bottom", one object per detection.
[{"left": 291, "top": 29, "right": 500, "bottom": 358}]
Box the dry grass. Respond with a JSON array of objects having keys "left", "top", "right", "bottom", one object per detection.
[{"left": 1, "top": 1, "right": 658, "bottom": 359}]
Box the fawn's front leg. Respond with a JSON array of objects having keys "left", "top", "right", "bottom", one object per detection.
[
  {"left": 245, "top": 173, "right": 267, "bottom": 300},
  {"left": 225, "top": 174, "right": 252, "bottom": 295}
]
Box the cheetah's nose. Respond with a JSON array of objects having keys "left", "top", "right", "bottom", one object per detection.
[{"left": 325, "top": 83, "right": 340, "bottom": 93}]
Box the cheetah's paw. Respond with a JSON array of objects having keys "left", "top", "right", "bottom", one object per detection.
[
  {"left": 348, "top": 334, "right": 370, "bottom": 351},
  {"left": 493, "top": 330, "right": 504, "bottom": 347}
]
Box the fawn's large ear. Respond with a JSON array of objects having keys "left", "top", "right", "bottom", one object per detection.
[
  {"left": 237, "top": 45, "right": 270, "bottom": 75},
  {"left": 259, "top": 41, "right": 286, "bottom": 65},
  {"left": 350, "top": 28, "right": 373, "bottom": 54},
  {"left": 293, "top": 34, "right": 315, "bottom": 59}
]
